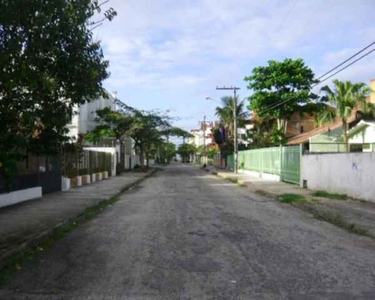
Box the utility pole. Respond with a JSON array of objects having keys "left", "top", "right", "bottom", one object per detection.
[
  {"left": 200, "top": 116, "right": 207, "bottom": 165},
  {"left": 216, "top": 86, "right": 240, "bottom": 174},
  {"left": 203, "top": 115, "right": 206, "bottom": 158}
]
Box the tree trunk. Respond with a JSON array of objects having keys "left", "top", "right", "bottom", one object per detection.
[
  {"left": 342, "top": 119, "right": 349, "bottom": 153},
  {"left": 277, "top": 119, "right": 281, "bottom": 131},
  {"left": 119, "top": 140, "right": 124, "bottom": 170},
  {"left": 277, "top": 118, "right": 287, "bottom": 145},
  {"left": 139, "top": 144, "right": 144, "bottom": 168},
  {"left": 283, "top": 120, "right": 288, "bottom": 135},
  {"left": 145, "top": 144, "right": 150, "bottom": 168}
]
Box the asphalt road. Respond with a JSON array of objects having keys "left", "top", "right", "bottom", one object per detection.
[{"left": 1, "top": 164, "right": 375, "bottom": 300}]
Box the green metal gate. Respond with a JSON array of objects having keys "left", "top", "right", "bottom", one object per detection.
[
  {"left": 280, "top": 146, "right": 300, "bottom": 185},
  {"left": 225, "top": 145, "right": 301, "bottom": 185}
]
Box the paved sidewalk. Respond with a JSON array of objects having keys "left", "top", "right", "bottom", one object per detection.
[
  {"left": 0, "top": 170, "right": 156, "bottom": 268},
  {"left": 206, "top": 166, "right": 375, "bottom": 238}
]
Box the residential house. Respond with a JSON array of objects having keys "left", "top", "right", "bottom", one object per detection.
[
  {"left": 66, "top": 90, "right": 138, "bottom": 170},
  {"left": 287, "top": 113, "right": 359, "bottom": 152},
  {"left": 347, "top": 120, "right": 375, "bottom": 151},
  {"left": 189, "top": 121, "right": 217, "bottom": 148},
  {"left": 247, "top": 109, "right": 322, "bottom": 146},
  {"left": 67, "top": 90, "right": 117, "bottom": 139},
  {"left": 288, "top": 79, "right": 375, "bottom": 152}
]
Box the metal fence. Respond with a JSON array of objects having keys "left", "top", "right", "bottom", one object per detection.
[
  {"left": 227, "top": 145, "right": 301, "bottom": 185},
  {"left": 0, "top": 155, "right": 61, "bottom": 195},
  {"left": 308, "top": 143, "right": 375, "bottom": 153},
  {"left": 62, "top": 149, "right": 112, "bottom": 179}
]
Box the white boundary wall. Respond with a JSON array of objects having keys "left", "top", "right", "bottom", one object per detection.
[
  {"left": 301, "top": 152, "right": 375, "bottom": 202},
  {"left": 239, "top": 169, "right": 280, "bottom": 182},
  {"left": 0, "top": 187, "right": 42, "bottom": 208}
]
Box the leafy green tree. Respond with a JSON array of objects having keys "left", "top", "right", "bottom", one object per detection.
[
  {"left": 317, "top": 80, "right": 373, "bottom": 152},
  {"left": 128, "top": 110, "right": 170, "bottom": 168},
  {"left": 86, "top": 107, "right": 191, "bottom": 168},
  {"left": 85, "top": 107, "right": 133, "bottom": 143},
  {"left": 206, "top": 147, "right": 219, "bottom": 159},
  {"left": 246, "top": 118, "right": 275, "bottom": 149},
  {"left": 214, "top": 96, "right": 249, "bottom": 160},
  {"left": 0, "top": 0, "right": 116, "bottom": 185},
  {"left": 196, "top": 145, "right": 205, "bottom": 156},
  {"left": 161, "top": 127, "right": 193, "bottom": 143},
  {"left": 157, "top": 142, "right": 176, "bottom": 164},
  {"left": 245, "top": 58, "right": 317, "bottom": 135},
  {"left": 177, "top": 143, "right": 197, "bottom": 163}
]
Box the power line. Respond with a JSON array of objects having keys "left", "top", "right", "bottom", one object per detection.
[
  {"left": 315, "top": 47, "right": 375, "bottom": 85},
  {"left": 317, "top": 40, "right": 375, "bottom": 81},
  {"left": 276, "top": 0, "right": 300, "bottom": 31}
]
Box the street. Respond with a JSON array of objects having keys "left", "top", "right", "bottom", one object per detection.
[{"left": 1, "top": 164, "right": 375, "bottom": 300}]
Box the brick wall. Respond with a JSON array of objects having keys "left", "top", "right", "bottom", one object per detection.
[{"left": 286, "top": 112, "right": 317, "bottom": 138}]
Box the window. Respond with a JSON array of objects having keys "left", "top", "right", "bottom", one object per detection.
[
  {"left": 363, "top": 143, "right": 370, "bottom": 150},
  {"left": 300, "top": 126, "right": 304, "bottom": 133},
  {"left": 350, "top": 144, "right": 363, "bottom": 152}
]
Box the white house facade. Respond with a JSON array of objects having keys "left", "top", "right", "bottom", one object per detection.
[
  {"left": 188, "top": 122, "right": 215, "bottom": 147},
  {"left": 67, "top": 90, "right": 117, "bottom": 139}
]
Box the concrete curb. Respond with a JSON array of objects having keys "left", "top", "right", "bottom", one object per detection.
[
  {"left": 0, "top": 169, "right": 158, "bottom": 271},
  {"left": 206, "top": 167, "right": 295, "bottom": 199},
  {"left": 205, "top": 167, "right": 375, "bottom": 238}
]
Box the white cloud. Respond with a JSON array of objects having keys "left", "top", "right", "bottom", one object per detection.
[{"left": 95, "top": 0, "right": 375, "bottom": 129}]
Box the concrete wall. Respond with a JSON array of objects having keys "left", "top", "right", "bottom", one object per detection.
[
  {"left": 241, "top": 169, "right": 280, "bottom": 182},
  {"left": 301, "top": 152, "right": 375, "bottom": 202},
  {"left": 0, "top": 187, "right": 42, "bottom": 208}
]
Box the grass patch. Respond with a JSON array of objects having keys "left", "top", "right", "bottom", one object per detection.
[
  {"left": 312, "top": 190, "right": 349, "bottom": 200},
  {"left": 310, "top": 198, "right": 321, "bottom": 204},
  {"left": 0, "top": 195, "right": 121, "bottom": 287},
  {"left": 311, "top": 210, "right": 369, "bottom": 236},
  {"left": 279, "top": 193, "right": 309, "bottom": 204},
  {"left": 225, "top": 177, "right": 238, "bottom": 184},
  {"left": 254, "top": 190, "right": 271, "bottom": 198}
]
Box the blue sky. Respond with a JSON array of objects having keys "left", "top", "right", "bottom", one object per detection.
[{"left": 95, "top": 0, "right": 375, "bottom": 134}]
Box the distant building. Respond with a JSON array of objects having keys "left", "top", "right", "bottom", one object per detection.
[
  {"left": 66, "top": 90, "right": 139, "bottom": 169},
  {"left": 188, "top": 121, "right": 217, "bottom": 148},
  {"left": 67, "top": 90, "right": 117, "bottom": 139}
]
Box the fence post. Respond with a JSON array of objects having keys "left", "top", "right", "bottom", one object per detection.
[
  {"left": 76, "top": 149, "right": 78, "bottom": 178},
  {"left": 279, "top": 146, "right": 282, "bottom": 179},
  {"left": 299, "top": 143, "right": 303, "bottom": 187}
]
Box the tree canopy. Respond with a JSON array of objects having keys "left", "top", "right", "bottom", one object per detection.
[
  {"left": 177, "top": 143, "right": 196, "bottom": 163},
  {"left": 245, "top": 58, "right": 317, "bottom": 134},
  {"left": 0, "top": 0, "right": 116, "bottom": 176},
  {"left": 161, "top": 127, "right": 193, "bottom": 140},
  {"left": 215, "top": 96, "right": 248, "bottom": 134},
  {"left": 86, "top": 107, "right": 191, "bottom": 168}
]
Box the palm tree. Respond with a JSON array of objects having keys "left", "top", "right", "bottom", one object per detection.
[
  {"left": 215, "top": 96, "right": 249, "bottom": 138},
  {"left": 318, "top": 80, "right": 373, "bottom": 152}
]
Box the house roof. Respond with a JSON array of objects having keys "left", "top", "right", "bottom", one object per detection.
[
  {"left": 347, "top": 120, "right": 375, "bottom": 137},
  {"left": 287, "top": 113, "right": 358, "bottom": 145}
]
